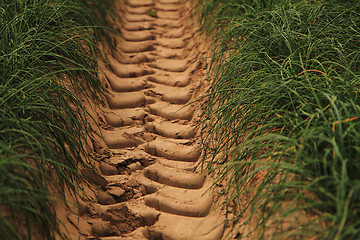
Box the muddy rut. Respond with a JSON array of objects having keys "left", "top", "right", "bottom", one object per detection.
[{"left": 60, "top": 0, "right": 224, "bottom": 239}]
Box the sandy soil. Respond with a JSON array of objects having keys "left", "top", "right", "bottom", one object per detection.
[{"left": 56, "top": 0, "right": 225, "bottom": 239}]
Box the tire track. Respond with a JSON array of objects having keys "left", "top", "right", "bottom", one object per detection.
[{"left": 72, "top": 0, "right": 224, "bottom": 239}]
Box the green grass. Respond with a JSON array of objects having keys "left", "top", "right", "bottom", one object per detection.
[
  {"left": 199, "top": 0, "right": 360, "bottom": 239},
  {"left": 0, "top": 0, "right": 114, "bottom": 239}
]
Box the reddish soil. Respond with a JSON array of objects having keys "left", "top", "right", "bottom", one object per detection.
[{"left": 56, "top": 0, "right": 225, "bottom": 239}]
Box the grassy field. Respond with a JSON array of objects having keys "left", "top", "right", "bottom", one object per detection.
[
  {"left": 199, "top": 0, "right": 360, "bottom": 239},
  {"left": 0, "top": 0, "right": 114, "bottom": 239},
  {"left": 2, "top": 0, "right": 360, "bottom": 239}
]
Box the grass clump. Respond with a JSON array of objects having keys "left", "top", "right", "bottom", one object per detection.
[
  {"left": 200, "top": 0, "right": 360, "bottom": 239},
  {"left": 0, "top": 0, "right": 114, "bottom": 239}
]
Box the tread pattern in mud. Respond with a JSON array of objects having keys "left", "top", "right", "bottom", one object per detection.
[{"left": 79, "top": 0, "right": 224, "bottom": 239}]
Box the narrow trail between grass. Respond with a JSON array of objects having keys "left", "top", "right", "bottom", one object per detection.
[{"left": 60, "top": 0, "right": 225, "bottom": 239}]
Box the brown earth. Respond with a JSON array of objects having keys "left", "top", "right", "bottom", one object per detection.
[{"left": 55, "top": 0, "right": 226, "bottom": 239}]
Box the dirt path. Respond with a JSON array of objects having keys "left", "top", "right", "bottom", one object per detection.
[{"left": 58, "top": 0, "right": 224, "bottom": 239}]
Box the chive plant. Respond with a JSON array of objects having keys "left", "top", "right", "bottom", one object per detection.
[
  {"left": 0, "top": 0, "right": 114, "bottom": 239},
  {"left": 199, "top": 0, "right": 360, "bottom": 239}
]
